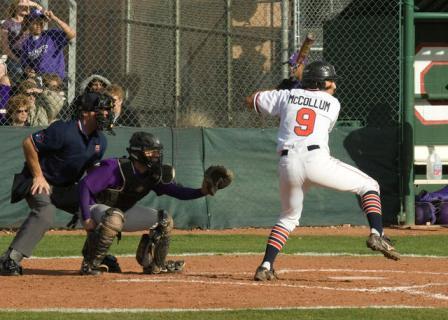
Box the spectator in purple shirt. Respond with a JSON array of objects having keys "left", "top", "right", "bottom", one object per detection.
[
  {"left": 78, "top": 131, "right": 218, "bottom": 276},
  {"left": 21, "top": 8, "right": 76, "bottom": 80},
  {"left": 1, "top": 0, "right": 43, "bottom": 83}
]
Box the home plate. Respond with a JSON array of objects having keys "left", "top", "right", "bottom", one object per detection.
[{"left": 329, "top": 276, "right": 386, "bottom": 280}]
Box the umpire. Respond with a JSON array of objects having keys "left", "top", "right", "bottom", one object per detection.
[{"left": 0, "top": 91, "right": 113, "bottom": 276}]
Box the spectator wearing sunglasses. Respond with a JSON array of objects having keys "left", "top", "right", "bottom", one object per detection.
[
  {"left": 5, "top": 93, "right": 30, "bottom": 126},
  {"left": 16, "top": 78, "right": 43, "bottom": 126}
]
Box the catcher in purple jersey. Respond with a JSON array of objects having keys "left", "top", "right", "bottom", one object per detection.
[{"left": 78, "top": 131, "right": 233, "bottom": 275}]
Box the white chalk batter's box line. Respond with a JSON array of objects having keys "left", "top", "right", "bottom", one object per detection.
[
  {"left": 190, "top": 268, "right": 448, "bottom": 276},
  {"left": 114, "top": 273, "right": 448, "bottom": 301}
]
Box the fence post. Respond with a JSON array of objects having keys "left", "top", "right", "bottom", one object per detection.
[
  {"left": 66, "top": 0, "right": 77, "bottom": 104},
  {"left": 175, "top": 0, "right": 181, "bottom": 126},
  {"left": 281, "top": 0, "right": 289, "bottom": 80},
  {"left": 226, "top": 0, "right": 233, "bottom": 126}
]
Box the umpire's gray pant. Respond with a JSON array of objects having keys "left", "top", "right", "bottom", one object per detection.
[{"left": 10, "top": 185, "right": 79, "bottom": 258}]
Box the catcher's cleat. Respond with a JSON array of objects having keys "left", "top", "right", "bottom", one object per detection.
[
  {"left": 143, "top": 260, "right": 185, "bottom": 274},
  {"left": 0, "top": 257, "right": 23, "bottom": 276},
  {"left": 101, "top": 254, "right": 121, "bottom": 273},
  {"left": 143, "top": 263, "right": 163, "bottom": 274},
  {"left": 165, "top": 260, "right": 185, "bottom": 273},
  {"left": 366, "top": 234, "right": 400, "bottom": 261},
  {"left": 254, "top": 266, "right": 277, "bottom": 281},
  {"left": 80, "top": 259, "right": 108, "bottom": 276}
]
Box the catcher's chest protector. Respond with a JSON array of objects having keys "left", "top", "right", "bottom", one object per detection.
[{"left": 95, "top": 158, "right": 157, "bottom": 211}]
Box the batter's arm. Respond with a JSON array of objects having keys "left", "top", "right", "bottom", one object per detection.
[
  {"left": 23, "top": 136, "right": 50, "bottom": 195},
  {"left": 245, "top": 91, "right": 263, "bottom": 112}
]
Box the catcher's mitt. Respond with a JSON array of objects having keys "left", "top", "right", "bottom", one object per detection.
[{"left": 202, "top": 165, "right": 233, "bottom": 196}]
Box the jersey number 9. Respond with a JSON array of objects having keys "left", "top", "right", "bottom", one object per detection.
[{"left": 294, "top": 108, "right": 316, "bottom": 136}]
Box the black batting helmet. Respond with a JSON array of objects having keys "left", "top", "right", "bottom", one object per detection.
[
  {"left": 127, "top": 132, "right": 163, "bottom": 169},
  {"left": 302, "top": 61, "right": 338, "bottom": 90}
]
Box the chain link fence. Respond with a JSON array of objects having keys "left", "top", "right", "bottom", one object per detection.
[{"left": 0, "top": 0, "right": 400, "bottom": 128}]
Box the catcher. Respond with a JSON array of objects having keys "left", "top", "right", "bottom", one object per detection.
[{"left": 78, "top": 131, "right": 233, "bottom": 275}]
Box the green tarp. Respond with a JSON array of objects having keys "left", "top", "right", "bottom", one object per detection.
[{"left": 0, "top": 125, "right": 400, "bottom": 229}]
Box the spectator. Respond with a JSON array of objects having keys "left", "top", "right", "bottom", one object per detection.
[
  {"left": 105, "top": 83, "right": 141, "bottom": 127},
  {"left": 0, "top": 60, "right": 11, "bottom": 124},
  {"left": 41, "top": 73, "right": 65, "bottom": 122},
  {"left": 21, "top": 8, "right": 76, "bottom": 80},
  {"left": 79, "top": 73, "right": 111, "bottom": 94},
  {"left": 16, "top": 77, "right": 63, "bottom": 126},
  {"left": 16, "top": 78, "right": 46, "bottom": 126},
  {"left": 42, "top": 73, "right": 62, "bottom": 91},
  {"left": 5, "top": 94, "right": 30, "bottom": 126},
  {"left": 1, "top": 0, "right": 42, "bottom": 84},
  {"left": 59, "top": 73, "right": 111, "bottom": 120},
  {"left": 104, "top": 84, "right": 123, "bottom": 123}
]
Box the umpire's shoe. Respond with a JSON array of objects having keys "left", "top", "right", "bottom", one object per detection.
[
  {"left": 254, "top": 266, "right": 277, "bottom": 281},
  {"left": 366, "top": 234, "right": 400, "bottom": 261},
  {"left": 0, "top": 257, "right": 23, "bottom": 276}
]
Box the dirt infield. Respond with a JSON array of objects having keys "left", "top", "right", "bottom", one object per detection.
[
  {"left": 1, "top": 254, "right": 448, "bottom": 310},
  {"left": 2, "top": 226, "right": 448, "bottom": 310}
]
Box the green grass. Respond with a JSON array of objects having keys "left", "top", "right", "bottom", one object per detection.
[
  {"left": 0, "top": 309, "right": 447, "bottom": 320},
  {"left": 0, "top": 234, "right": 447, "bottom": 257}
]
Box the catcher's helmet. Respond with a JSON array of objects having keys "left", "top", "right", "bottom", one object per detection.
[
  {"left": 127, "top": 132, "right": 163, "bottom": 169},
  {"left": 302, "top": 61, "right": 338, "bottom": 90}
]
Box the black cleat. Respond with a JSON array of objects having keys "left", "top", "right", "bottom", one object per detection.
[
  {"left": 0, "top": 258, "right": 23, "bottom": 276},
  {"left": 80, "top": 259, "right": 108, "bottom": 276},
  {"left": 101, "top": 255, "right": 121, "bottom": 273}
]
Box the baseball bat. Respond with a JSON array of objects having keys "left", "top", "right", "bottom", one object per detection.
[{"left": 294, "top": 32, "right": 316, "bottom": 66}]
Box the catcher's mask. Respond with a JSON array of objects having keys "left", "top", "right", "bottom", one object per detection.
[
  {"left": 302, "top": 61, "right": 338, "bottom": 90},
  {"left": 73, "top": 92, "right": 115, "bottom": 134},
  {"left": 127, "top": 132, "right": 163, "bottom": 175}
]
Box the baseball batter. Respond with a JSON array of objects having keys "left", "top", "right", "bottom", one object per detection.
[{"left": 246, "top": 61, "right": 400, "bottom": 281}]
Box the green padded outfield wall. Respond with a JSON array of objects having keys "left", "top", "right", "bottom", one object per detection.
[{"left": 0, "top": 126, "right": 379, "bottom": 229}]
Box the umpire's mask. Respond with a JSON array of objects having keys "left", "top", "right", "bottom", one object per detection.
[{"left": 73, "top": 92, "right": 115, "bottom": 134}]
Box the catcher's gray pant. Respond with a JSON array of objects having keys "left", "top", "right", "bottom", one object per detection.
[
  {"left": 9, "top": 185, "right": 79, "bottom": 258},
  {"left": 89, "top": 204, "right": 159, "bottom": 231}
]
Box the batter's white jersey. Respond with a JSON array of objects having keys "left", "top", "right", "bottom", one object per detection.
[
  {"left": 253, "top": 89, "right": 340, "bottom": 153},
  {"left": 251, "top": 88, "right": 379, "bottom": 232}
]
